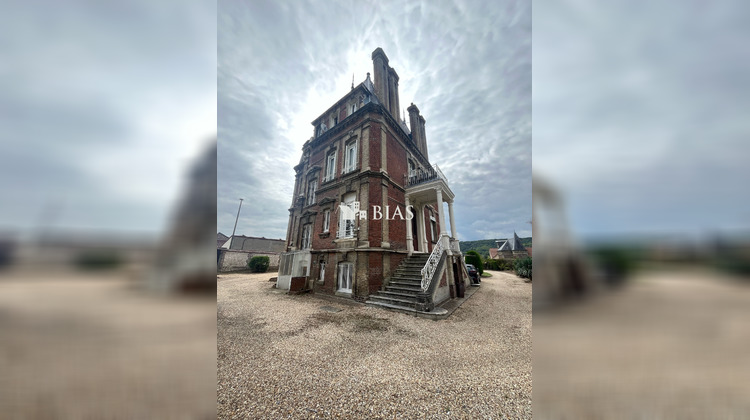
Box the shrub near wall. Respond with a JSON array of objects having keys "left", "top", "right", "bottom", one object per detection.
[
  {"left": 248, "top": 256, "right": 270, "bottom": 273},
  {"left": 514, "top": 257, "right": 532, "bottom": 280},
  {"left": 464, "top": 251, "right": 483, "bottom": 275}
]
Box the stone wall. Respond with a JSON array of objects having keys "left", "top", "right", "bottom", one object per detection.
[{"left": 218, "top": 249, "right": 280, "bottom": 273}]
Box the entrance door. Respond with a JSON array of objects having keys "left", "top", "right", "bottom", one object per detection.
[{"left": 337, "top": 263, "right": 353, "bottom": 293}]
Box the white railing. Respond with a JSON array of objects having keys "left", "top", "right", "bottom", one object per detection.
[
  {"left": 406, "top": 164, "right": 449, "bottom": 187},
  {"left": 421, "top": 234, "right": 446, "bottom": 291},
  {"left": 433, "top": 164, "right": 448, "bottom": 183}
]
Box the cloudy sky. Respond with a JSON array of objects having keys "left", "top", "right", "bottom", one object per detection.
[
  {"left": 0, "top": 1, "right": 216, "bottom": 239},
  {"left": 533, "top": 0, "right": 750, "bottom": 242},
  {"left": 218, "top": 0, "right": 531, "bottom": 242}
]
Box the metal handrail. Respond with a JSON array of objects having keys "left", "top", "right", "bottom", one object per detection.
[
  {"left": 420, "top": 234, "right": 446, "bottom": 291},
  {"left": 407, "top": 164, "right": 448, "bottom": 188}
]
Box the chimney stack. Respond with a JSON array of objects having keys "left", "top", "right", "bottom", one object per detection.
[
  {"left": 371, "top": 48, "right": 401, "bottom": 119},
  {"left": 407, "top": 103, "right": 429, "bottom": 159}
]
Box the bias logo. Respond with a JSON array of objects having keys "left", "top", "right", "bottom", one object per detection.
[{"left": 338, "top": 201, "right": 415, "bottom": 222}]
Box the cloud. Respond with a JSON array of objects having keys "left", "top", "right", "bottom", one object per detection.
[
  {"left": 218, "top": 0, "right": 531, "bottom": 241},
  {"left": 0, "top": 1, "right": 216, "bottom": 234},
  {"left": 533, "top": 0, "right": 750, "bottom": 239}
]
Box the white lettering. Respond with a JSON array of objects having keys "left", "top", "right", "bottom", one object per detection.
[
  {"left": 372, "top": 205, "right": 382, "bottom": 220},
  {"left": 392, "top": 206, "right": 404, "bottom": 220},
  {"left": 405, "top": 205, "right": 414, "bottom": 220}
]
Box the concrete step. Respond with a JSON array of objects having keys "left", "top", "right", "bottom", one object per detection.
[
  {"left": 392, "top": 274, "right": 422, "bottom": 281},
  {"left": 385, "top": 285, "right": 422, "bottom": 293},
  {"left": 365, "top": 300, "right": 418, "bottom": 314},
  {"left": 389, "top": 280, "right": 422, "bottom": 288},
  {"left": 367, "top": 295, "right": 418, "bottom": 307},
  {"left": 378, "top": 290, "right": 419, "bottom": 299}
]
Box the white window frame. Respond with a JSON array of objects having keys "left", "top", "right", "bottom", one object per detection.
[
  {"left": 323, "top": 209, "right": 330, "bottom": 232},
  {"left": 337, "top": 262, "right": 353, "bottom": 293},
  {"left": 430, "top": 215, "right": 437, "bottom": 243},
  {"left": 301, "top": 224, "right": 312, "bottom": 249},
  {"left": 319, "top": 261, "right": 326, "bottom": 283},
  {"left": 343, "top": 141, "right": 357, "bottom": 174},
  {"left": 324, "top": 153, "right": 336, "bottom": 182},
  {"left": 337, "top": 192, "right": 356, "bottom": 239},
  {"left": 306, "top": 179, "right": 317, "bottom": 206}
]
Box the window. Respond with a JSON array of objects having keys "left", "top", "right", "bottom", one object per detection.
[
  {"left": 430, "top": 215, "right": 437, "bottom": 243},
  {"left": 306, "top": 180, "right": 317, "bottom": 206},
  {"left": 301, "top": 224, "right": 312, "bottom": 249},
  {"left": 323, "top": 209, "right": 330, "bottom": 232},
  {"left": 344, "top": 141, "right": 357, "bottom": 174},
  {"left": 337, "top": 262, "right": 353, "bottom": 293},
  {"left": 338, "top": 192, "right": 356, "bottom": 239},
  {"left": 324, "top": 153, "right": 336, "bottom": 182},
  {"left": 350, "top": 103, "right": 357, "bottom": 115},
  {"left": 330, "top": 115, "right": 337, "bottom": 128},
  {"left": 319, "top": 261, "right": 326, "bottom": 283}
]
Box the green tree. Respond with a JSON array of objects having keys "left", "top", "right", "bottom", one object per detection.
[{"left": 465, "top": 251, "right": 484, "bottom": 275}]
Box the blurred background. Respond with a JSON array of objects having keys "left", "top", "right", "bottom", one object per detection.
[
  {"left": 533, "top": 0, "right": 750, "bottom": 418},
  {"left": 0, "top": 1, "right": 217, "bottom": 418}
]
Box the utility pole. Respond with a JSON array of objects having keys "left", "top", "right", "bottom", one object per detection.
[{"left": 230, "top": 198, "right": 243, "bottom": 248}]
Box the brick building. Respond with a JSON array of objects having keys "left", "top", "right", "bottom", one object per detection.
[{"left": 277, "top": 48, "right": 469, "bottom": 312}]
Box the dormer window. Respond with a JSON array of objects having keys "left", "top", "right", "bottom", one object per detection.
[{"left": 350, "top": 103, "right": 357, "bottom": 115}]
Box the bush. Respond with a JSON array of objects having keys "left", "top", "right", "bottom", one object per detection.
[
  {"left": 485, "top": 259, "right": 514, "bottom": 271},
  {"left": 74, "top": 251, "right": 122, "bottom": 270},
  {"left": 248, "top": 256, "right": 270, "bottom": 273},
  {"left": 465, "top": 251, "right": 483, "bottom": 275},
  {"left": 514, "top": 257, "right": 532, "bottom": 280}
]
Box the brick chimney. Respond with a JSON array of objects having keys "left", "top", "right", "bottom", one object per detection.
[
  {"left": 371, "top": 48, "right": 401, "bottom": 119},
  {"left": 387, "top": 67, "right": 400, "bottom": 118},
  {"left": 372, "top": 48, "right": 390, "bottom": 113},
  {"left": 419, "top": 114, "right": 428, "bottom": 161},
  {"left": 407, "top": 103, "right": 428, "bottom": 159}
]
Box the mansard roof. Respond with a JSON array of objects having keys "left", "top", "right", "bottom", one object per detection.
[{"left": 311, "top": 74, "right": 379, "bottom": 126}]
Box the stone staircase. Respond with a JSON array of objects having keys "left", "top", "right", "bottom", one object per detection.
[{"left": 366, "top": 254, "right": 430, "bottom": 312}]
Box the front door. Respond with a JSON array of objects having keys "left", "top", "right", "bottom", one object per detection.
[{"left": 337, "top": 263, "right": 353, "bottom": 293}]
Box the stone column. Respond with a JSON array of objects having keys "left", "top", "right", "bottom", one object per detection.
[
  {"left": 436, "top": 188, "right": 447, "bottom": 235},
  {"left": 405, "top": 196, "right": 413, "bottom": 256},
  {"left": 417, "top": 204, "right": 427, "bottom": 252},
  {"left": 448, "top": 201, "right": 457, "bottom": 239}
]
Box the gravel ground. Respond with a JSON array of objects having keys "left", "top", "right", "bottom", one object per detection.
[
  {"left": 217, "top": 270, "right": 532, "bottom": 419},
  {"left": 534, "top": 267, "right": 750, "bottom": 418},
  {"left": 0, "top": 268, "right": 216, "bottom": 419}
]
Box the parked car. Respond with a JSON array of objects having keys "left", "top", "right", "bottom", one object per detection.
[{"left": 466, "top": 263, "right": 480, "bottom": 284}]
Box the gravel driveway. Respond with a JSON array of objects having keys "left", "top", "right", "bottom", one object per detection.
[{"left": 217, "top": 270, "right": 532, "bottom": 419}]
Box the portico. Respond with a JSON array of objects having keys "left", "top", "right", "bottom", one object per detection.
[{"left": 404, "top": 164, "right": 459, "bottom": 256}]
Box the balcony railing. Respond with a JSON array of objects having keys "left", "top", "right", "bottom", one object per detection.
[{"left": 406, "top": 164, "right": 448, "bottom": 188}]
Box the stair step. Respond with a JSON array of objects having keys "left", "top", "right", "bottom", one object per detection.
[
  {"left": 385, "top": 285, "right": 422, "bottom": 293},
  {"left": 390, "top": 275, "right": 421, "bottom": 282},
  {"left": 378, "top": 290, "right": 419, "bottom": 299},
  {"left": 389, "top": 280, "right": 422, "bottom": 288},
  {"left": 365, "top": 300, "right": 418, "bottom": 314},
  {"left": 368, "top": 295, "right": 418, "bottom": 307}
]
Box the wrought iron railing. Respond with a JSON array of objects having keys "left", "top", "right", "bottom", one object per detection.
[
  {"left": 421, "top": 234, "right": 446, "bottom": 291},
  {"left": 407, "top": 164, "right": 448, "bottom": 188}
]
